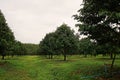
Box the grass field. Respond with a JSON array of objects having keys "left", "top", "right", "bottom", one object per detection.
[{"left": 0, "top": 55, "right": 120, "bottom": 80}]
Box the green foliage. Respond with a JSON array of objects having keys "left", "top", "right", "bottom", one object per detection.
[
  {"left": 55, "top": 24, "right": 79, "bottom": 57},
  {"left": 79, "top": 38, "right": 96, "bottom": 57},
  {"left": 23, "top": 43, "right": 39, "bottom": 55},
  {"left": 74, "top": 0, "right": 120, "bottom": 46},
  {"left": 39, "top": 32, "right": 57, "bottom": 59},
  {"left": 0, "top": 10, "right": 15, "bottom": 59},
  {"left": 74, "top": 0, "right": 120, "bottom": 68},
  {"left": 39, "top": 23, "right": 79, "bottom": 60},
  {"left": 12, "top": 41, "right": 27, "bottom": 56}
]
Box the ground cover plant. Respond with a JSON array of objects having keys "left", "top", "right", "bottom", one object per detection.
[{"left": 0, "top": 55, "right": 120, "bottom": 80}]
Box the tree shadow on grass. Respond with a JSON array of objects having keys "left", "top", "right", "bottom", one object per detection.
[
  {"left": 94, "top": 58, "right": 112, "bottom": 61},
  {"left": 51, "top": 59, "right": 78, "bottom": 63},
  {"left": 94, "top": 57, "right": 120, "bottom": 61}
]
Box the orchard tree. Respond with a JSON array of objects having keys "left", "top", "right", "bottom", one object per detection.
[
  {"left": 39, "top": 24, "right": 79, "bottom": 60},
  {"left": 13, "top": 41, "right": 27, "bottom": 56},
  {"left": 74, "top": 0, "right": 120, "bottom": 68},
  {"left": 0, "top": 10, "right": 15, "bottom": 60},
  {"left": 39, "top": 32, "right": 57, "bottom": 59},
  {"left": 79, "top": 38, "right": 96, "bottom": 57},
  {"left": 55, "top": 23, "right": 79, "bottom": 61}
]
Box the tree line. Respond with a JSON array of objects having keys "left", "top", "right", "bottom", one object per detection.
[
  {"left": 0, "top": 0, "right": 120, "bottom": 68},
  {"left": 0, "top": 10, "right": 38, "bottom": 59},
  {"left": 38, "top": 0, "right": 120, "bottom": 69}
]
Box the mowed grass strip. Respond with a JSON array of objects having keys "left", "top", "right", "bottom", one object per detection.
[{"left": 0, "top": 55, "right": 120, "bottom": 80}]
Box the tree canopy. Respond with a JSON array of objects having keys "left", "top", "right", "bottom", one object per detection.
[
  {"left": 79, "top": 38, "right": 96, "bottom": 57},
  {"left": 74, "top": 0, "right": 120, "bottom": 68},
  {"left": 39, "top": 23, "right": 79, "bottom": 60},
  {"left": 74, "top": 0, "right": 120, "bottom": 46},
  {"left": 55, "top": 24, "right": 79, "bottom": 60},
  {"left": 12, "top": 41, "right": 27, "bottom": 56},
  {"left": 39, "top": 32, "right": 57, "bottom": 59},
  {"left": 0, "top": 10, "right": 15, "bottom": 59},
  {"left": 23, "top": 43, "right": 39, "bottom": 55}
]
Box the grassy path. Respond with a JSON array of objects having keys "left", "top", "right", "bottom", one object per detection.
[{"left": 0, "top": 56, "right": 120, "bottom": 80}]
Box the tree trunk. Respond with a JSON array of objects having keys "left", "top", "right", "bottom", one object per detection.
[
  {"left": 111, "top": 54, "right": 116, "bottom": 69},
  {"left": 48, "top": 55, "right": 50, "bottom": 59},
  {"left": 2, "top": 55, "right": 5, "bottom": 60},
  {"left": 84, "top": 54, "right": 87, "bottom": 58},
  {"left": 11, "top": 54, "right": 14, "bottom": 58},
  {"left": 50, "top": 54, "right": 53, "bottom": 59},
  {"left": 110, "top": 53, "right": 113, "bottom": 59},
  {"left": 102, "top": 54, "right": 106, "bottom": 57},
  {"left": 64, "top": 54, "right": 66, "bottom": 61}
]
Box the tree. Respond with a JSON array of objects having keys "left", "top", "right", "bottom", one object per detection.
[
  {"left": 0, "top": 10, "right": 15, "bottom": 60},
  {"left": 79, "top": 38, "right": 96, "bottom": 57},
  {"left": 13, "top": 41, "right": 27, "bottom": 56},
  {"left": 74, "top": 0, "right": 120, "bottom": 68},
  {"left": 39, "top": 23, "right": 79, "bottom": 60},
  {"left": 55, "top": 23, "right": 79, "bottom": 61},
  {"left": 39, "top": 32, "right": 57, "bottom": 59}
]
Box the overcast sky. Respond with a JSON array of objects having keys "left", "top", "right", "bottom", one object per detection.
[{"left": 0, "top": 0, "right": 82, "bottom": 44}]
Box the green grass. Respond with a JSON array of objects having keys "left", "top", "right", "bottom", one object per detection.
[{"left": 0, "top": 55, "right": 120, "bottom": 80}]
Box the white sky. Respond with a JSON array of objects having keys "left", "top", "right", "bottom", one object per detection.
[{"left": 0, "top": 0, "right": 83, "bottom": 44}]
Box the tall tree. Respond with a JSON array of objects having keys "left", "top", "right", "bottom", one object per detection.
[
  {"left": 0, "top": 10, "right": 15, "bottom": 59},
  {"left": 55, "top": 23, "right": 79, "bottom": 61},
  {"left": 39, "top": 24, "right": 79, "bottom": 60},
  {"left": 74, "top": 0, "right": 120, "bottom": 68},
  {"left": 39, "top": 32, "right": 57, "bottom": 59}
]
